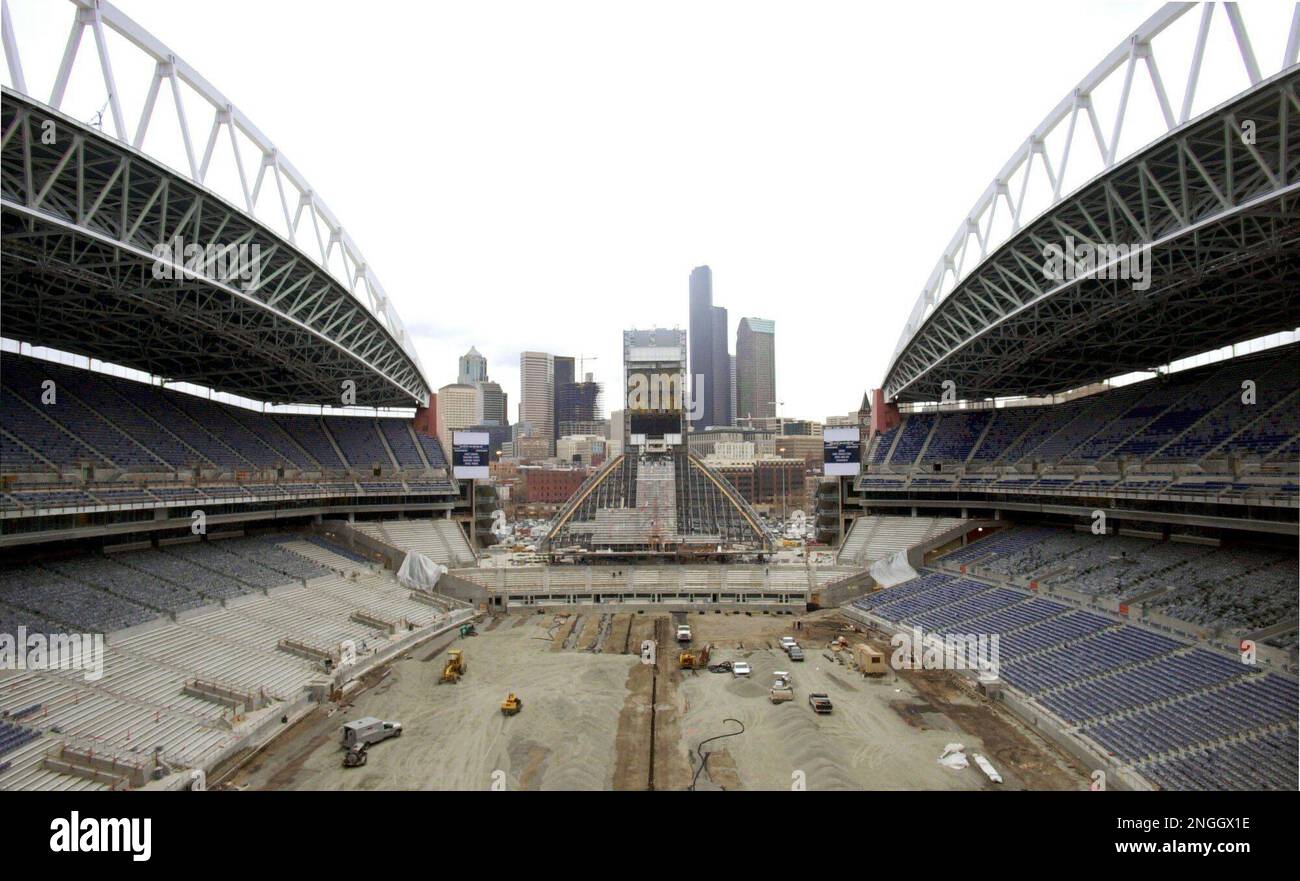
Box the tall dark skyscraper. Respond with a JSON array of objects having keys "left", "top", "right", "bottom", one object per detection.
[
  {"left": 688, "top": 265, "right": 730, "bottom": 430},
  {"left": 553, "top": 355, "right": 575, "bottom": 443}
]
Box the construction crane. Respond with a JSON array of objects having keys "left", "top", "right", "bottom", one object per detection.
[{"left": 577, "top": 354, "right": 599, "bottom": 377}]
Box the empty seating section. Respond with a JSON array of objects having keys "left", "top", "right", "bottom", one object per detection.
[
  {"left": 47, "top": 556, "right": 209, "bottom": 615},
  {"left": 0, "top": 353, "right": 449, "bottom": 483},
  {"left": 0, "top": 537, "right": 464, "bottom": 789},
  {"left": 1141, "top": 728, "right": 1298, "bottom": 791},
  {"left": 2, "top": 357, "right": 161, "bottom": 469},
  {"left": 0, "top": 566, "right": 154, "bottom": 632},
  {"left": 379, "top": 420, "right": 424, "bottom": 467},
  {"left": 162, "top": 540, "right": 314, "bottom": 590},
  {"left": 0, "top": 430, "right": 44, "bottom": 469},
  {"left": 869, "top": 426, "right": 898, "bottom": 464},
  {"left": 935, "top": 526, "right": 1054, "bottom": 569},
  {"left": 55, "top": 368, "right": 195, "bottom": 468},
  {"left": 856, "top": 348, "right": 1298, "bottom": 504},
  {"left": 166, "top": 393, "right": 284, "bottom": 466},
  {"left": 1116, "top": 358, "right": 1256, "bottom": 458},
  {"left": 1152, "top": 555, "right": 1298, "bottom": 644},
  {"left": 922, "top": 410, "right": 991, "bottom": 462},
  {"left": 272, "top": 415, "right": 345, "bottom": 467},
  {"left": 228, "top": 408, "right": 315, "bottom": 468},
  {"left": 1000, "top": 627, "right": 1184, "bottom": 693},
  {"left": 837, "top": 516, "right": 967, "bottom": 565},
  {"left": 136, "top": 388, "right": 246, "bottom": 468},
  {"left": 2, "top": 364, "right": 110, "bottom": 468},
  {"left": 1038, "top": 649, "right": 1251, "bottom": 723},
  {"left": 325, "top": 417, "right": 391, "bottom": 468},
  {"left": 416, "top": 433, "right": 449, "bottom": 468},
  {"left": 936, "top": 526, "right": 1298, "bottom": 646},
  {"left": 0, "top": 720, "right": 40, "bottom": 760},
  {"left": 849, "top": 566, "right": 1298, "bottom": 789},
  {"left": 1081, "top": 676, "right": 1298, "bottom": 764},
  {"left": 885, "top": 413, "right": 935, "bottom": 465},
  {"left": 349, "top": 519, "right": 476, "bottom": 567},
  {"left": 966, "top": 406, "right": 1040, "bottom": 464}
]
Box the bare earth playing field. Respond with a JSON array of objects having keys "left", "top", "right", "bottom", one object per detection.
[{"left": 223, "top": 609, "right": 1090, "bottom": 791}]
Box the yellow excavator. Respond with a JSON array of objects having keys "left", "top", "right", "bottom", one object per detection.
[
  {"left": 440, "top": 648, "right": 466, "bottom": 684},
  {"left": 679, "top": 643, "right": 711, "bottom": 670}
]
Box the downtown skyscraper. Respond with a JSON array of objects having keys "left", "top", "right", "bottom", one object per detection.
[
  {"left": 687, "top": 265, "right": 731, "bottom": 430},
  {"left": 735, "top": 317, "right": 776, "bottom": 423},
  {"left": 519, "top": 351, "right": 555, "bottom": 455}
]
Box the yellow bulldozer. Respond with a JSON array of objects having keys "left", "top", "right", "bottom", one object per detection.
[
  {"left": 500, "top": 693, "right": 522, "bottom": 715},
  {"left": 440, "top": 648, "right": 466, "bottom": 684}
]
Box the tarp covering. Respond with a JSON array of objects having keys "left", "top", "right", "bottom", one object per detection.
[
  {"left": 939, "top": 743, "right": 969, "bottom": 770},
  {"left": 396, "top": 552, "right": 447, "bottom": 591},
  {"left": 870, "top": 549, "right": 918, "bottom": 587}
]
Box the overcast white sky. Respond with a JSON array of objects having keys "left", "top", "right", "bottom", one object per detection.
[{"left": 6, "top": 0, "right": 1293, "bottom": 420}]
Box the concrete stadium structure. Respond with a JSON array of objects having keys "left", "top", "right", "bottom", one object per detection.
[
  {"left": 0, "top": 0, "right": 473, "bottom": 791},
  {"left": 844, "top": 2, "right": 1300, "bottom": 791}
]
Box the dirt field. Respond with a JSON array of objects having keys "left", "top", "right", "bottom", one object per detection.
[{"left": 222, "top": 608, "right": 1090, "bottom": 791}]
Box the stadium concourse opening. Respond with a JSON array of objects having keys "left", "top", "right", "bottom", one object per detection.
[{"left": 0, "top": 0, "right": 1297, "bottom": 799}]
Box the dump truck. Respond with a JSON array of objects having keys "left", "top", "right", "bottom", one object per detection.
[
  {"left": 341, "top": 717, "right": 402, "bottom": 748},
  {"left": 440, "top": 648, "right": 466, "bottom": 684}
]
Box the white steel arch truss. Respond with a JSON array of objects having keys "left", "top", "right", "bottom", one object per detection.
[
  {"left": 886, "top": 2, "right": 1300, "bottom": 394},
  {"left": 0, "top": 0, "right": 426, "bottom": 387},
  {"left": 883, "top": 71, "right": 1299, "bottom": 402}
]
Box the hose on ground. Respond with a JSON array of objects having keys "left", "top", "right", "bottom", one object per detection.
[{"left": 689, "top": 717, "right": 745, "bottom": 791}]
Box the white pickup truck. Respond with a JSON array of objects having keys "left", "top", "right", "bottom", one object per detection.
[{"left": 676, "top": 624, "right": 692, "bottom": 643}]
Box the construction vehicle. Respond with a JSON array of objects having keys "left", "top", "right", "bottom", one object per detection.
[
  {"left": 808, "top": 693, "right": 833, "bottom": 714},
  {"left": 342, "top": 744, "right": 368, "bottom": 768},
  {"left": 460, "top": 623, "right": 477, "bottom": 638},
  {"left": 769, "top": 672, "right": 794, "bottom": 704},
  {"left": 679, "top": 643, "right": 711, "bottom": 670},
  {"left": 341, "top": 717, "right": 402, "bottom": 748},
  {"left": 500, "top": 693, "right": 522, "bottom": 715},
  {"left": 440, "top": 648, "right": 466, "bottom": 684},
  {"left": 676, "top": 624, "right": 692, "bottom": 643}
]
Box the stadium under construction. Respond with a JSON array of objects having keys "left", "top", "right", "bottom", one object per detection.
[{"left": 0, "top": 0, "right": 1297, "bottom": 795}]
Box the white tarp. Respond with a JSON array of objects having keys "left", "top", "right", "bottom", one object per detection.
[
  {"left": 973, "top": 754, "right": 1003, "bottom": 783},
  {"left": 938, "top": 743, "right": 968, "bottom": 770},
  {"left": 870, "top": 549, "right": 918, "bottom": 587},
  {"left": 396, "top": 552, "right": 447, "bottom": 591}
]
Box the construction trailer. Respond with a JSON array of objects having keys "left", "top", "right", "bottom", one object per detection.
[{"left": 853, "top": 643, "right": 887, "bottom": 676}]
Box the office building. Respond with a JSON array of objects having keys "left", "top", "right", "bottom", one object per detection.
[{"left": 736, "top": 317, "right": 776, "bottom": 422}]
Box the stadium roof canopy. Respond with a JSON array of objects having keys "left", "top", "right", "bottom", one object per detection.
[
  {"left": 0, "top": 1, "right": 430, "bottom": 408},
  {"left": 883, "top": 4, "right": 1300, "bottom": 403}
]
